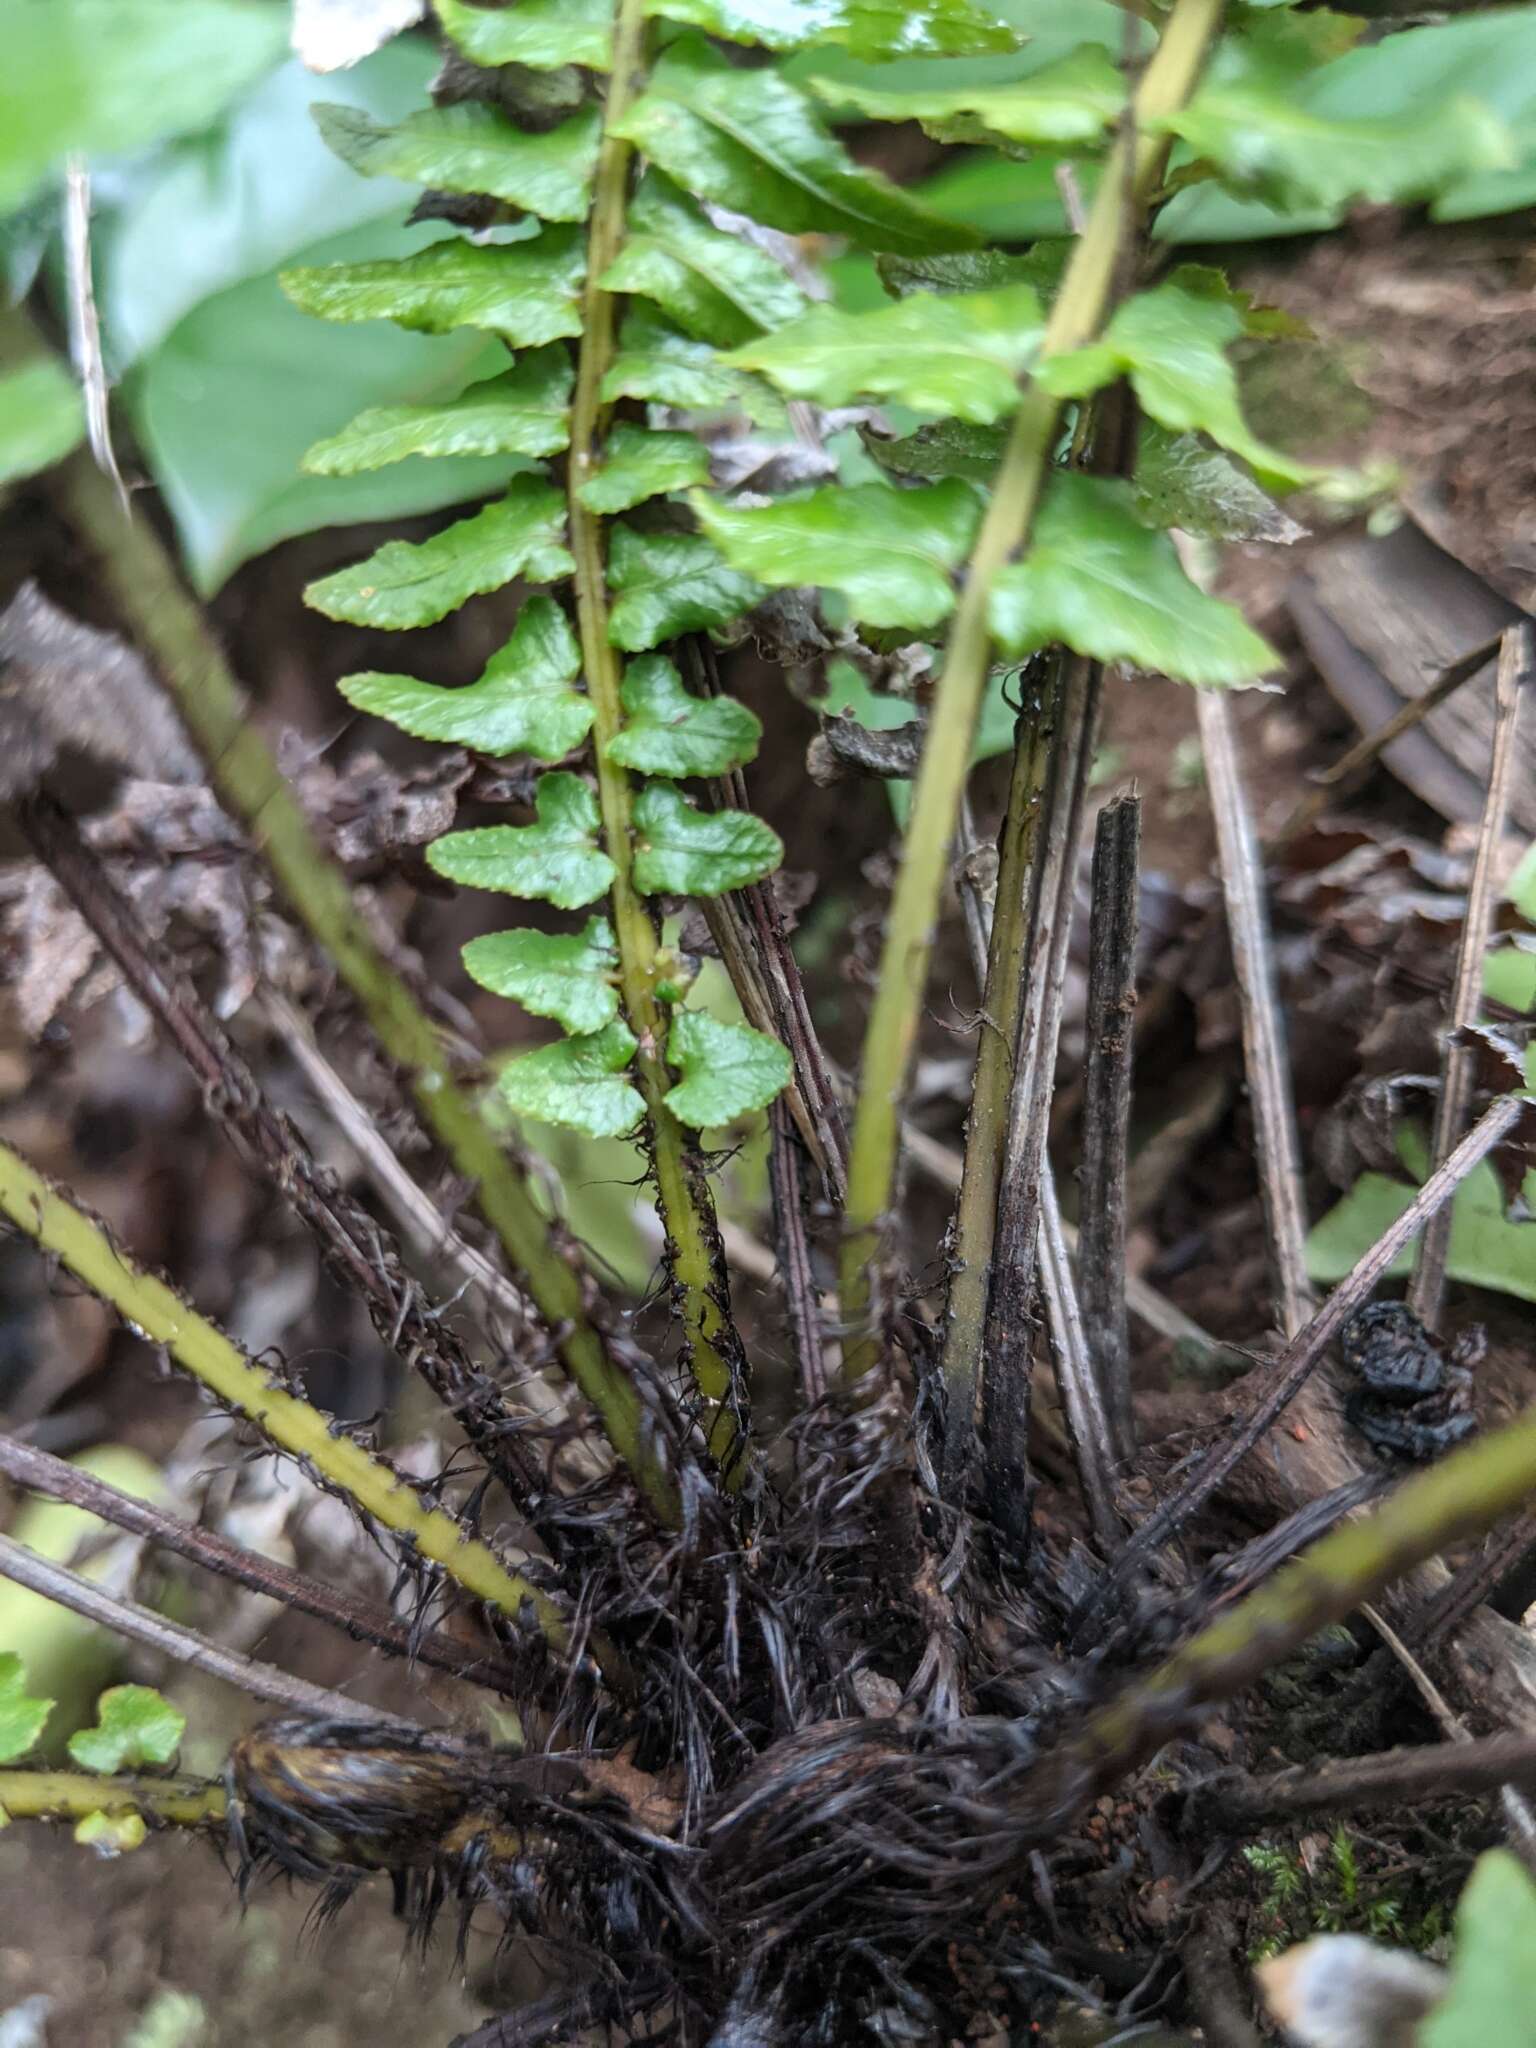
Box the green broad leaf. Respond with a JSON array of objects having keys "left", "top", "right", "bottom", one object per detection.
[
  {"left": 434, "top": 0, "right": 613, "bottom": 71},
  {"left": 602, "top": 308, "right": 786, "bottom": 428},
  {"left": 463, "top": 916, "right": 620, "bottom": 1034},
  {"left": 1485, "top": 941, "right": 1536, "bottom": 1016},
  {"left": 302, "top": 347, "right": 572, "bottom": 475},
  {"left": 694, "top": 478, "right": 980, "bottom": 633},
  {"left": 861, "top": 418, "right": 1006, "bottom": 486},
  {"left": 1506, "top": 836, "right": 1536, "bottom": 923},
  {"left": 429, "top": 770, "right": 615, "bottom": 909},
  {"left": 67, "top": 1685, "right": 185, "bottom": 1774},
  {"left": 312, "top": 102, "right": 600, "bottom": 225},
  {"left": 611, "top": 37, "right": 977, "bottom": 258},
  {"left": 0, "top": 357, "right": 86, "bottom": 488},
  {"left": 0, "top": 0, "right": 287, "bottom": 216},
  {"left": 1422, "top": 1851, "right": 1536, "bottom": 2048},
  {"left": 304, "top": 478, "right": 572, "bottom": 630},
  {"left": 497, "top": 1022, "right": 644, "bottom": 1140},
  {"left": 644, "top": 0, "right": 1019, "bottom": 60},
  {"left": 632, "top": 781, "right": 783, "bottom": 897},
  {"left": 989, "top": 473, "right": 1279, "bottom": 686},
  {"left": 281, "top": 226, "right": 586, "bottom": 346},
  {"left": 1037, "top": 270, "right": 1316, "bottom": 491},
  {"left": 575, "top": 424, "right": 710, "bottom": 514},
  {"left": 74, "top": 1810, "right": 148, "bottom": 1855},
  {"left": 0, "top": 1653, "right": 52, "bottom": 1765},
  {"left": 1132, "top": 422, "right": 1305, "bottom": 547},
  {"left": 606, "top": 525, "right": 763, "bottom": 652},
  {"left": 807, "top": 43, "right": 1124, "bottom": 146},
  {"left": 339, "top": 594, "right": 592, "bottom": 759},
  {"left": 876, "top": 245, "right": 1067, "bottom": 300},
  {"left": 727, "top": 283, "right": 1043, "bottom": 424},
  {"left": 605, "top": 654, "right": 761, "bottom": 777},
  {"left": 598, "top": 172, "right": 809, "bottom": 349},
  {"left": 664, "top": 1011, "right": 792, "bottom": 1127}
]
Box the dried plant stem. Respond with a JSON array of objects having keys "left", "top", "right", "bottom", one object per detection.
[
  {"left": 0, "top": 1769, "right": 228, "bottom": 1830},
  {"left": 566, "top": 0, "right": 743, "bottom": 1459},
  {"left": 0, "top": 1433, "right": 524, "bottom": 1695},
  {"left": 1409, "top": 623, "right": 1532, "bottom": 1330},
  {"left": 0, "top": 1138, "right": 578, "bottom": 1656},
  {"left": 1078, "top": 793, "right": 1141, "bottom": 1463},
  {"left": 1272, "top": 631, "right": 1503, "bottom": 849},
  {"left": 837, "top": 0, "right": 1226, "bottom": 1381},
  {"left": 767, "top": 1101, "right": 828, "bottom": 1407},
  {"left": 42, "top": 439, "right": 669, "bottom": 1525},
  {"left": 1184, "top": 1730, "right": 1536, "bottom": 1835},
  {"left": 0, "top": 1530, "right": 413, "bottom": 1726},
  {"left": 1196, "top": 689, "right": 1312, "bottom": 1340}
]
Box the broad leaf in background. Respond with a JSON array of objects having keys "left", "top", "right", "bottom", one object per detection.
[
  {"left": 605, "top": 655, "right": 761, "bottom": 777},
  {"left": 498, "top": 1022, "right": 644, "bottom": 1140},
  {"left": 862, "top": 418, "right": 1006, "bottom": 486},
  {"left": 67, "top": 1685, "right": 185, "bottom": 1774},
  {"left": 599, "top": 173, "right": 809, "bottom": 350},
  {"left": 435, "top": 0, "right": 614, "bottom": 73},
  {"left": 0, "top": 1653, "right": 52, "bottom": 1764},
  {"left": 606, "top": 526, "right": 763, "bottom": 652},
  {"left": 281, "top": 225, "right": 586, "bottom": 344},
  {"left": 304, "top": 478, "right": 572, "bottom": 628},
  {"left": 645, "top": 0, "right": 1020, "bottom": 60},
  {"left": 339, "top": 594, "right": 593, "bottom": 759},
  {"left": 312, "top": 102, "right": 601, "bottom": 223},
  {"left": 602, "top": 308, "right": 787, "bottom": 426},
  {"left": 695, "top": 478, "right": 981, "bottom": 632},
  {"left": 728, "top": 283, "right": 1043, "bottom": 422},
  {"left": 463, "top": 917, "right": 621, "bottom": 1035},
  {"left": 1422, "top": 1852, "right": 1536, "bottom": 2048},
  {"left": 0, "top": 358, "right": 85, "bottom": 488},
  {"left": 1505, "top": 837, "right": 1536, "bottom": 924},
  {"left": 575, "top": 424, "right": 710, "bottom": 514},
  {"left": 632, "top": 782, "right": 783, "bottom": 897},
  {"left": 612, "top": 36, "right": 976, "bottom": 257},
  {"left": 989, "top": 474, "right": 1278, "bottom": 686},
  {"left": 1037, "top": 270, "right": 1316, "bottom": 490},
  {"left": 0, "top": 0, "right": 286, "bottom": 215},
  {"left": 808, "top": 42, "right": 1123, "bottom": 146},
  {"left": 302, "top": 347, "right": 572, "bottom": 474},
  {"left": 429, "top": 771, "right": 616, "bottom": 910},
  {"left": 665, "top": 1011, "right": 793, "bottom": 1128}
]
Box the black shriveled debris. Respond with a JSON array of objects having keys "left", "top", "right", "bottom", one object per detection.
[{"left": 1340, "top": 1300, "right": 1481, "bottom": 1462}]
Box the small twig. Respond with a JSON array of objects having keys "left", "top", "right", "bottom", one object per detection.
[
  {"left": 1415, "top": 1510, "right": 1536, "bottom": 1648},
  {"left": 0, "top": 1768, "right": 227, "bottom": 1830},
  {"left": 1272, "top": 631, "right": 1503, "bottom": 849},
  {"left": 1079, "top": 792, "right": 1141, "bottom": 1463},
  {"left": 1409, "top": 623, "right": 1532, "bottom": 1330},
  {"left": 1039, "top": 1175, "right": 1125, "bottom": 1553},
  {"left": 62, "top": 158, "right": 126, "bottom": 504},
  {"left": 1183, "top": 1728, "right": 1536, "bottom": 1835},
  {"left": 1075, "top": 1094, "right": 1526, "bottom": 1632},
  {"left": 1196, "top": 688, "right": 1312, "bottom": 1340},
  {"left": 1182, "top": 1908, "right": 1264, "bottom": 2048},
  {"left": 0, "top": 1433, "right": 525, "bottom": 1695},
  {"left": 767, "top": 1100, "right": 828, "bottom": 1407},
  {"left": 0, "top": 1529, "right": 414, "bottom": 1727}
]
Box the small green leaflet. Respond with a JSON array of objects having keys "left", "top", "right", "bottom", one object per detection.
[
  {"left": 644, "top": 0, "right": 1018, "bottom": 60},
  {"left": 876, "top": 245, "right": 1067, "bottom": 300},
  {"left": 339, "top": 594, "right": 592, "bottom": 760},
  {"left": 606, "top": 525, "right": 762, "bottom": 652},
  {"left": 74, "top": 1810, "right": 148, "bottom": 1855},
  {"left": 632, "top": 781, "right": 782, "bottom": 897},
  {"left": 281, "top": 227, "right": 586, "bottom": 347},
  {"left": 0, "top": 357, "right": 85, "bottom": 488},
  {"left": 988, "top": 473, "right": 1278, "bottom": 687},
  {"left": 602, "top": 308, "right": 786, "bottom": 427},
  {"left": 576, "top": 424, "right": 710, "bottom": 514},
  {"left": 428, "top": 770, "right": 615, "bottom": 909},
  {"left": 1133, "top": 423, "right": 1305, "bottom": 546},
  {"left": 598, "top": 173, "right": 809, "bottom": 349},
  {"left": 67, "top": 1685, "right": 185, "bottom": 1774},
  {"left": 728, "top": 283, "right": 1044, "bottom": 424},
  {"left": 302, "top": 347, "right": 573, "bottom": 476},
  {"left": 464, "top": 916, "right": 620, "bottom": 1035},
  {"left": 808, "top": 44, "right": 1124, "bottom": 147},
  {"left": 312, "top": 103, "right": 600, "bottom": 226},
  {"left": 304, "top": 478, "right": 573, "bottom": 630},
  {"left": 434, "top": 0, "right": 613, "bottom": 71},
  {"left": 694, "top": 478, "right": 980, "bottom": 633},
  {"left": 605, "top": 654, "right": 761, "bottom": 777},
  {"left": 664, "top": 1010, "right": 792, "bottom": 1127},
  {"left": 0, "top": 1653, "right": 51, "bottom": 1764},
  {"left": 1422, "top": 1852, "right": 1536, "bottom": 2048},
  {"left": 498, "top": 1021, "right": 644, "bottom": 1140},
  {"left": 611, "top": 37, "right": 976, "bottom": 258},
  {"left": 1036, "top": 269, "right": 1316, "bottom": 490}
]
